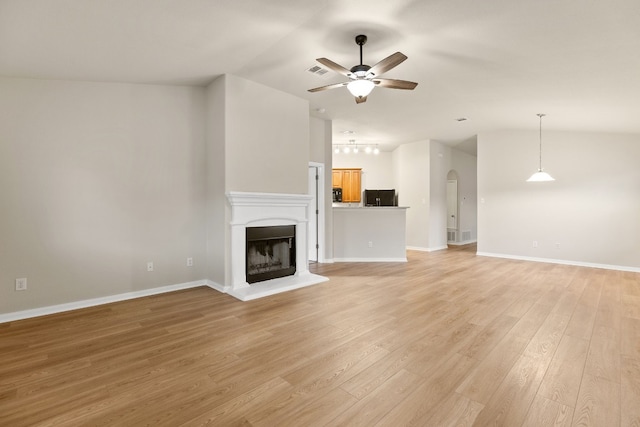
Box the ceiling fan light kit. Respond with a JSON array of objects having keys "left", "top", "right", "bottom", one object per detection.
[
  {"left": 347, "top": 79, "right": 375, "bottom": 98},
  {"left": 308, "top": 34, "right": 418, "bottom": 103}
]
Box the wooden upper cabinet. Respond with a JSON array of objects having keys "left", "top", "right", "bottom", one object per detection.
[
  {"left": 332, "top": 168, "right": 361, "bottom": 203},
  {"left": 332, "top": 170, "right": 343, "bottom": 188}
]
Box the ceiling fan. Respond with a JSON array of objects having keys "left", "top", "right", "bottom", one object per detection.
[{"left": 308, "top": 34, "right": 418, "bottom": 104}]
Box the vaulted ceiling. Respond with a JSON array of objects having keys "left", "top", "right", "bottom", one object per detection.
[{"left": 2, "top": 0, "right": 639, "bottom": 154}]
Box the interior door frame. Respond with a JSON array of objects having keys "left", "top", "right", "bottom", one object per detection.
[
  {"left": 308, "top": 162, "right": 326, "bottom": 263},
  {"left": 447, "top": 179, "right": 458, "bottom": 230}
]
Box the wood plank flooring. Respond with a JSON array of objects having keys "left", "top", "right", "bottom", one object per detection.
[{"left": 1, "top": 245, "right": 639, "bottom": 426}]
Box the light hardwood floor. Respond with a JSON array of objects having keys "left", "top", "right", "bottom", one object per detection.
[{"left": 1, "top": 245, "right": 639, "bottom": 426}]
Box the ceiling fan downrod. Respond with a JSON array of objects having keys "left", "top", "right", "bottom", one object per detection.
[
  {"left": 355, "top": 34, "right": 367, "bottom": 66},
  {"left": 352, "top": 35, "right": 370, "bottom": 75}
]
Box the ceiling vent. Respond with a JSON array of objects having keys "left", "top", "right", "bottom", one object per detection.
[{"left": 307, "top": 65, "right": 330, "bottom": 77}]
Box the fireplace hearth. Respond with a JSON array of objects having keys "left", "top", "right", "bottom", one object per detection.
[{"left": 246, "top": 225, "right": 296, "bottom": 284}]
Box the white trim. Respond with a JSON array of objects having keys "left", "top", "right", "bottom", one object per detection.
[
  {"left": 448, "top": 240, "right": 478, "bottom": 246},
  {"left": 205, "top": 279, "right": 227, "bottom": 293},
  {"left": 407, "top": 246, "right": 448, "bottom": 252},
  {"left": 308, "top": 162, "right": 326, "bottom": 264},
  {"left": 477, "top": 252, "right": 640, "bottom": 273},
  {"left": 226, "top": 191, "right": 312, "bottom": 210},
  {"left": 332, "top": 257, "right": 407, "bottom": 263},
  {"left": 0, "top": 280, "right": 206, "bottom": 324}
]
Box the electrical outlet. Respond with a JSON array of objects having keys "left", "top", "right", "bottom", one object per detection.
[
  {"left": 532, "top": 241, "right": 538, "bottom": 248},
  {"left": 555, "top": 243, "right": 560, "bottom": 249},
  {"left": 15, "top": 278, "right": 27, "bottom": 291},
  {"left": 368, "top": 241, "right": 373, "bottom": 248},
  {"left": 147, "top": 262, "right": 154, "bottom": 272},
  {"left": 186, "top": 257, "right": 193, "bottom": 267}
]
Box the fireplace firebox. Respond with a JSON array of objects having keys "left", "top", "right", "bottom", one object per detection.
[{"left": 246, "top": 225, "right": 296, "bottom": 284}]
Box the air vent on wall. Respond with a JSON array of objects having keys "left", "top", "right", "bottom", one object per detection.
[{"left": 307, "top": 65, "right": 330, "bottom": 76}]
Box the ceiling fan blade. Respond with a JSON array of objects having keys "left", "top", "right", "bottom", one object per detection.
[
  {"left": 308, "top": 82, "right": 349, "bottom": 93},
  {"left": 316, "top": 58, "right": 352, "bottom": 77},
  {"left": 368, "top": 52, "right": 407, "bottom": 77},
  {"left": 355, "top": 96, "right": 367, "bottom": 104},
  {"left": 373, "top": 78, "right": 418, "bottom": 90}
]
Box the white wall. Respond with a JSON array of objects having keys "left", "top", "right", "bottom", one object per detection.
[
  {"left": 205, "top": 76, "right": 227, "bottom": 285},
  {"left": 478, "top": 130, "right": 640, "bottom": 270},
  {"left": 0, "top": 77, "right": 207, "bottom": 314},
  {"left": 333, "top": 151, "right": 395, "bottom": 190},
  {"left": 309, "top": 117, "right": 328, "bottom": 164},
  {"left": 429, "top": 141, "right": 449, "bottom": 250},
  {"left": 392, "top": 140, "right": 430, "bottom": 250},
  {"left": 225, "top": 74, "right": 309, "bottom": 195}
]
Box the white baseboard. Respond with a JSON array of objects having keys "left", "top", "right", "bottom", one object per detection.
[
  {"left": 477, "top": 252, "right": 640, "bottom": 273},
  {"left": 0, "top": 280, "right": 206, "bottom": 324},
  {"left": 407, "top": 246, "right": 448, "bottom": 252},
  {"left": 205, "top": 279, "right": 228, "bottom": 293},
  {"left": 332, "top": 257, "right": 407, "bottom": 262},
  {"left": 448, "top": 240, "right": 477, "bottom": 246}
]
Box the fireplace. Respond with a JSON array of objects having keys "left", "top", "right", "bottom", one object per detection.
[
  {"left": 246, "top": 225, "right": 296, "bottom": 283},
  {"left": 221, "top": 191, "right": 328, "bottom": 301}
]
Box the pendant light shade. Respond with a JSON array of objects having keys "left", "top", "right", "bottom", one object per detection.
[
  {"left": 527, "top": 113, "right": 555, "bottom": 182},
  {"left": 527, "top": 170, "right": 555, "bottom": 182}
]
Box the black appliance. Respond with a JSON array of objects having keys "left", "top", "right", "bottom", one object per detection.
[
  {"left": 332, "top": 188, "right": 343, "bottom": 203},
  {"left": 363, "top": 189, "right": 396, "bottom": 206}
]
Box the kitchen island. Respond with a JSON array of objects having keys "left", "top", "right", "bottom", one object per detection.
[{"left": 333, "top": 206, "right": 408, "bottom": 262}]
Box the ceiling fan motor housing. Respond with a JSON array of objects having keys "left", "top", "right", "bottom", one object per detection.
[{"left": 350, "top": 64, "right": 371, "bottom": 78}]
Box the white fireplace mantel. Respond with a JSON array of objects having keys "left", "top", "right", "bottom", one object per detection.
[{"left": 224, "top": 191, "right": 327, "bottom": 301}]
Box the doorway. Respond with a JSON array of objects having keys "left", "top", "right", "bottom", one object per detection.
[{"left": 446, "top": 171, "right": 459, "bottom": 243}]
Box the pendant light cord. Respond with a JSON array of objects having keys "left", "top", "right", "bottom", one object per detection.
[{"left": 537, "top": 113, "right": 545, "bottom": 171}]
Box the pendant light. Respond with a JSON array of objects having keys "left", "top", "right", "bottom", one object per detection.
[{"left": 527, "top": 113, "right": 555, "bottom": 182}]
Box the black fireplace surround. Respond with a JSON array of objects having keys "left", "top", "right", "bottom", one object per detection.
[{"left": 245, "top": 225, "right": 296, "bottom": 284}]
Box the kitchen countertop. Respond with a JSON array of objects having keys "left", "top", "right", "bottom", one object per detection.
[{"left": 332, "top": 205, "right": 409, "bottom": 209}]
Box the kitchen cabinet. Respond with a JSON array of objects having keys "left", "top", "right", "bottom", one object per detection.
[
  {"left": 332, "top": 168, "right": 361, "bottom": 203},
  {"left": 332, "top": 170, "right": 343, "bottom": 188}
]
